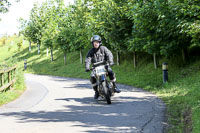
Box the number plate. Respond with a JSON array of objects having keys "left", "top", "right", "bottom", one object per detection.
[{"left": 95, "top": 66, "right": 106, "bottom": 76}]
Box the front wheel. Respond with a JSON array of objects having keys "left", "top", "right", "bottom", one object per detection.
[{"left": 102, "top": 81, "right": 111, "bottom": 104}]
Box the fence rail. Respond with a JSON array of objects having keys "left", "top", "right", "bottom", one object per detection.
[{"left": 0, "top": 65, "right": 17, "bottom": 91}]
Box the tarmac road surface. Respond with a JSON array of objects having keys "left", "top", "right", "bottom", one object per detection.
[{"left": 0, "top": 74, "right": 167, "bottom": 133}]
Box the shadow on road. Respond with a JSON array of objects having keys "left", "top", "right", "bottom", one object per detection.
[
  {"left": 0, "top": 74, "right": 166, "bottom": 132},
  {"left": 0, "top": 95, "right": 165, "bottom": 133}
]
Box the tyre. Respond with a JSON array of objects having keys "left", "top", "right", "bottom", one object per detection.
[
  {"left": 106, "top": 81, "right": 114, "bottom": 96},
  {"left": 102, "top": 81, "right": 111, "bottom": 104}
]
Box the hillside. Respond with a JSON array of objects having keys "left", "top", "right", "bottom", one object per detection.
[
  {"left": 0, "top": 36, "right": 25, "bottom": 106},
  {"left": 0, "top": 37, "right": 200, "bottom": 133}
]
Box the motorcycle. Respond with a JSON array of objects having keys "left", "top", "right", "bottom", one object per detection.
[{"left": 90, "top": 61, "right": 115, "bottom": 104}]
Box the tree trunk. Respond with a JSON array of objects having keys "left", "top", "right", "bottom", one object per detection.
[
  {"left": 37, "top": 44, "right": 40, "bottom": 54},
  {"left": 50, "top": 48, "right": 53, "bottom": 62},
  {"left": 133, "top": 51, "right": 136, "bottom": 68},
  {"left": 46, "top": 48, "right": 49, "bottom": 56},
  {"left": 64, "top": 50, "right": 67, "bottom": 65},
  {"left": 182, "top": 49, "right": 186, "bottom": 63},
  {"left": 80, "top": 49, "right": 83, "bottom": 64},
  {"left": 117, "top": 51, "right": 120, "bottom": 66},
  {"left": 153, "top": 53, "right": 157, "bottom": 69},
  {"left": 29, "top": 41, "right": 31, "bottom": 52}
]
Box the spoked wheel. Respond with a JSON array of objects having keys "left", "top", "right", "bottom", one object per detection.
[{"left": 102, "top": 81, "right": 111, "bottom": 104}]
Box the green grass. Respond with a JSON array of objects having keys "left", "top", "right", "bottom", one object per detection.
[
  {"left": 0, "top": 36, "right": 26, "bottom": 106},
  {"left": 1, "top": 35, "right": 200, "bottom": 132},
  {"left": 0, "top": 69, "right": 25, "bottom": 105}
]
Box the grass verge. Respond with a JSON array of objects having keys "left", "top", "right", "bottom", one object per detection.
[{"left": 0, "top": 36, "right": 26, "bottom": 106}]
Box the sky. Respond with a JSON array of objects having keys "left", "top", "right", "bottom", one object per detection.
[{"left": 0, "top": 0, "right": 74, "bottom": 37}]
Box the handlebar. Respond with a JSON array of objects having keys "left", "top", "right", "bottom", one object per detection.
[
  {"left": 86, "top": 61, "right": 115, "bottom": 72},
  {"left": 93, "top": 61, "right": 106, "bottom": 67}
]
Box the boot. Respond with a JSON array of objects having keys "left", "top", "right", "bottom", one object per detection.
[
  {"left": 112, "top": 82, "right": 121, "bottom": 93},
  {"left": 93, "top": 86, "right": 99, "bottom": 99}
]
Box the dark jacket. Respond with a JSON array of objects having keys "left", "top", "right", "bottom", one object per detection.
[{"left": 85, "top": 46, "right": 114, "bottom": 70}]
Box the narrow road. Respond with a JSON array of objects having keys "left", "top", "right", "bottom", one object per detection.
[{"left": 0, "top": 74, "right": 166, "bottom": 133}]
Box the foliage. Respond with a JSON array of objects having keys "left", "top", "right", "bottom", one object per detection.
[
  {"left": 55, "top": 4, "right": 74, "bottom": 53},
  {"left": 86, "top": 0, "right": 132, "bottom": 51},
  {"left": 0, "top": 0, "right": 11, "bottom": 14},
  {"left": 126, "top": 0, "right": 200, "bottom": 57},
  {"left": 41, "top": 0, "right": 64, "bottom": 50},
  {"left": 19, "top": 0, "right": 200, "bottom": 59},
  {"left": 71, "top": 0, "right": 91, "bottom": 51},
  {"left": 0, "top": 0, "right": 20, "bottom": 21},
  {"left": 21, "top": 2, "right": 47, "bottom": 46}
]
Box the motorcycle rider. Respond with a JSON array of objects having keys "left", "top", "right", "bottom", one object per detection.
[{"left": 85, "top": 35, "right": 121, "bottom": 99}]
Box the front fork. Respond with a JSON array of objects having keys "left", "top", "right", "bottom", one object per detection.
[
  {"left": 96, "top": 75, "right": 106, "bottom": 95},
  {"left": 98, "top": 75, "right": 114, "bottom": 96}
]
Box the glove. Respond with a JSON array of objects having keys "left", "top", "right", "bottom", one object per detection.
[
  {"left": 105, "top": 64, "right": 109, "bottom": 70},
  {"left": 85, "top": 69, "right": 90, "bottom": 72},
  {"left": 109, "top": 62, "right": 114, "bottom": 66}
]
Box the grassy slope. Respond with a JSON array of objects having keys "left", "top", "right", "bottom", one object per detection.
[
  {"left": 1, "top": 37, "right": 200, "bottom": 132},
  {"left": 0, "top": 36, "right": 25, "bottom": 106}
]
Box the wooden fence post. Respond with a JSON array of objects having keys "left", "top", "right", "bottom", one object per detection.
[
  {"left": 8, "top": 71, "right": 11, "bottom": 89},
  {"left": 0, "top": 65, "right": 17, "bottom": 91},
  {"left": 1, "top": 73, "right": 4, "bottom": 86}
]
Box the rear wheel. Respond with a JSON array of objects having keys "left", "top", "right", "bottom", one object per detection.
[{"left": 102, "top": 81, "right": 111, "bottom": 104}]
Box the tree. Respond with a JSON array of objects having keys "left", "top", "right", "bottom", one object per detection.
[
  {"left": 0, "top": 0, "right": 20, "bottom": 20},
  {"left": 0, "top": 0, "right": 11, "bottom": 14},
  {"left": 26, "top": 2, "right": 50, "bottom": 55},
  {"left": 41, "top": 0, "right": 62, "bottom": 61},
  {"left": 173, "top": 0, "right": 200, "bottom": 49},
  {"left": 126, "top": 0, "right": 163, "bottom": 69},
  {"left": 71, "top": 0, "right": 91, "bottom": 64},
  {"left": 28, "top": 3, "right": 43, "bottom": 54},
  {"left": 87, "top": 0, "right": 132, "bottom": 65},
  {"left": 20, "top": 0, "right": 200, "bottom": 68},
  {"left": 18, "top": 18, "right": 33, "bottom": 52},
  {"left": 126, "top": 0, "right": 199, "bottom": 67},
  {"left": 55, "top": 5, "right": 74, "bottom": 65}
]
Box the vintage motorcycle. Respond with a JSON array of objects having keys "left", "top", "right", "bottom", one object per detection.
[{"left": 91, "top": 61, "right": 115, "bottom": 104}]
